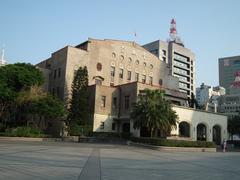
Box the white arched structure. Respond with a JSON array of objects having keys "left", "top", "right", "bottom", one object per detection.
[{"left": 171, "top": 106, "right": 227, "bottom": 142}]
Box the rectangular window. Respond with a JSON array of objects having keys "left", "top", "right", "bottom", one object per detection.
[
  {"left": 135, "top": 73, "right": 139, "bottom": 82},
  {"left": 113, "top": 97, "right": 117, "bottom": 109},
  {"left": 52, "top": 88, "right": 55, "bottom": 95},
  {"left": 162, "top": 57, "right": 166, "bottom": 62},
  {"left": 54, "top": 69, "right": 57, "bottom": 79},
  {"left": 142, "top": 75, "right": 146, "bottom": 84},
  {"left": 119, "top": 69, "right": 124, "bottom": 79},
  {"left": 125, "top": 96, "right": 130, "bottom": 109},
  {"left": 95, "top": 79, "right": 102, "bottom": 85},
  {"left": 159, "top": 79, "right": 163, "bottom": 85},
  {"left": 110, "top": 66, "right": 115, "bottom": 77},
  {"left": 127, "top": 71, "right": 131, "bottom": 80},
  {"left": 112, "top": 123, "right": 116, "bottom": 131},
  {"left": 149, "top": 76, "right": 153, "bottom": 85},
  {"left": 56, "top": 87, "right": 60, "bottom": 97},
  {"left": 58, "top": 68, "right": 61, "bottom": 78},
  {"left": 162, "top": 50, "right": 166, "bottom": 56},
  {"left": 100, "top": 122, "right": 104, "bottom": 129},
  {"left": 101, "top": 96, "right": 106, "bottom": 107}
]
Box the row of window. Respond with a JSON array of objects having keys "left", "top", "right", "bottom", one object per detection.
[
  {"left": 52, "top": 87, "right": 62, "bottom": 99},
  {"left": 100, "top": 122, "right": 116, "bottom": 130},
  {"left": 53, "top": 68, "right": 61, "bottom": 79},
  {"left": 101, "top": 95, "right": 130, "bottom": 110},
  {"left": 110, "top": 66, "right": 153, "bottom": 84},
  {"left": 112, "top": 53, "right": 153, "bottom": 69}
]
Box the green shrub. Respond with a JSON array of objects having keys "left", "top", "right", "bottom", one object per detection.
[
  {"left": 69, "top": 124, "right": 93, "bottom": 136},
  {"left": 4, "top": 127, "right": 46, "bottom": 138},
  {"left": 87, "top": 132, "right": 132, "bottom": 139},
  {"left": 130, "top": 137, "right": 216, "bottom": 148},
  {"left": 0, "top": 123, "right": 6, "bottom": 132}
]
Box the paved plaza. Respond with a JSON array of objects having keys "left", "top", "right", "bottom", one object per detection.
[{"left": 0, "top": 141, "right": 239, "bottom": 180}]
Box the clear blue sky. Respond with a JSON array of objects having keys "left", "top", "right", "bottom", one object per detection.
[{"left": 1, "top": 0, "right": 240, "bottom": 87}]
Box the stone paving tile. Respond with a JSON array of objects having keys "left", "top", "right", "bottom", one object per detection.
[{"left": 0, "top": 141, "right": 240, "bottom": 180}]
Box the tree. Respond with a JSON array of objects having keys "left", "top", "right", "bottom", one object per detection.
[
  {"left": 68, "top": 66, "right": 89, "bottom": 134},
  {"left": 0, "top": 63, "right": 44, "bottom": 121},
  {"left": 228, "top": 115, "right": 240, "bottom": 140},
  {"left": 188, "top": 92, "right": 198, "bottom": 109},
  {"left": 30, "top": 94, "right": 66, "bottom": 127},
  {"left": 131, "top": 89, "right": 178, "bottom": 137},
  {"left": 0, "top": 63, "right": 44, "bottom": 92},
  {"left": 0, "top": 84, "right": 15, "bottom": 121}
]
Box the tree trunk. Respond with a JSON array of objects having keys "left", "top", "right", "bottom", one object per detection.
[
  {"left": 38, "top": 116, "right": 42, "bottom": 129},
  {"left": 150, "top": 128, "right": 154, "bottom": 138}
]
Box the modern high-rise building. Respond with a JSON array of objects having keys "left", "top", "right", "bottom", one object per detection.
[
  {"left": 143, "top": 19, "right": 195, "bottom": 97},
  {"left": 196, "top": 83, "right": 225, "bottom": 113},
  {"left": 219, "top": 55, "right": 240, "bottom": 94}
]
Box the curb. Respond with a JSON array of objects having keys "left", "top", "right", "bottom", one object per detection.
[
  {"left": 0, "top": 137, "right": 62, "bottom": 142},
  {"left": 129, "top": 141, "right": 216, "bottom": 152}
]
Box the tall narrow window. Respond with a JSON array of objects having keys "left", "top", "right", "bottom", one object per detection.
[
  {"left": 159, "top": 79, "right": 163, "bottom": 85},
  {"left": 58, "top": 68, "right": 61, "bottom": 78},
  {"left": 113, "top": 97, "right": 117, "bottom": 109},
  {"left": 110, "top": 66, "right": 115, "bottom": 77},
  {"left": 112, "top": 123, "right": 116, "bottom": 130},
  {"left": 57, "top": 87, "right": 60, "bottom": 97},
  {"left": 142, "top": 75, "right": 146, "bottom": 84},
  {"left": 100, "top": 122, "right": 104, "bottom": 129},
  {"left": 135, "top": 73, "right": 139, "bottom": 82},
  {"left": 101, "top": 96, "right": 106, "bottom": 107},
  {"left": 125, "top": 96, "right": 130, "bottom": 109},
  {"left": 119, "top": 69, "right": 124, "bottom": 79},
  {"left": 54, "top": 69, "right": 57, "bottom": 79},
  {"left": 110, "top": 66, "right": 115, "bottom": 83},
  {"left": 127, "top": 71, "right": 131, "bottom": 80},
  {"left": 149, "top": 76, "right": 153, "bottom": 85}
]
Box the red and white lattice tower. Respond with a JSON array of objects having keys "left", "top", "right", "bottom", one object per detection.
[
  {"left": 232, "top": 71, "right": 240, "bottom": 88},
  {"left": 170, "top": 18, "right": 177, "bottom": 41}
]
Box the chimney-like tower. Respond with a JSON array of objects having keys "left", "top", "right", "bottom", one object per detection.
[
  {"left": 169, "top": 18, "right": 184, "bottom": 46},
  {"left": 170, "top": 18, "right": 177, "bottom": 41}
]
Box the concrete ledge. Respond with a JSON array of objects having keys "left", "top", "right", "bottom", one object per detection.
[
  {"left": 0, "top": 137, "right": 62, "bottom": 142},
  {"left": 129, "top": 141, "right": 216, "bottom": 152}
]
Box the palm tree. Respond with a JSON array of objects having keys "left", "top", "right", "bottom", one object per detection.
[{"left": 131, "top": 89, "right": 178, "bottom": 137}]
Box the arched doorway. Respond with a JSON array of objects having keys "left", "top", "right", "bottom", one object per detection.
[
  {"left": 213, "top": 125, "right": 221, "bottom": 145},
  {"left": 122, "top": 123, "right": 130, "bottom": 133},
  {"left": 197, "top": 123, "right": 207, "bottom": 141},
  {"left": 179, "top": 121, "right": 190, "bottom": 137}
]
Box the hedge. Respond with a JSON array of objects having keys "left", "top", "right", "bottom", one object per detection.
[
  {"left": 3, "top": 127, "right": 46, "bottom": 138},
  {"left": 130, "top": 137, "right": 216, "bottom": 148},
  {"left": 88, "top": 132, "right": 132, "bottom": 139},
  {"left": 227, "top": 140, "right": 240, "bottom": 147}
]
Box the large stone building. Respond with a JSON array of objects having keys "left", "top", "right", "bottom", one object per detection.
[
  {"left": 37, "top": 38, "right": 227, "bottom": 144},
  {"left": 37, "top": 38, "right": 184, "bottom": 103}
]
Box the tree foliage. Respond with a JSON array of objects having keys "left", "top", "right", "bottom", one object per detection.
[
  {"left": 0, "top": 63, "right": 44, "bottom": 92},
  {"left": 68, "top": 66, "right": 89, "bottom": 130},
  {"left": 131, "top": 89, "right": 178, "bottom": 137},
  {"left": 228, "top": 115, "right": 240, "bottom": 139},
  {"left": 0, "top": 63, "right": 65, "bottom": 133},
  {"left": 0, "top": 63, "right": 44, "bottom": 121}
]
